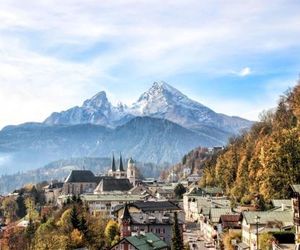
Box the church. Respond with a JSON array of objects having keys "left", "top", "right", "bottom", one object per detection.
[
  {"left": 62, "top": 154, "right": 137, "bottom": 195},
  {"left": 108, "top": 154, "right": 137, "bottom": 186}
]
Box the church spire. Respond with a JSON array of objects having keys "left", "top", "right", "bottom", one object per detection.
[
  {"left": 111, "top": 153, "right": 116, "bottom": 172},
  {"left": 119, "top": 153, "right": 124, "bottom": 171}
]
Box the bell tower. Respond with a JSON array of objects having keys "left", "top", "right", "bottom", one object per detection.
[{"left": 127, "top": 157, "right": 136, "bottom": 186}]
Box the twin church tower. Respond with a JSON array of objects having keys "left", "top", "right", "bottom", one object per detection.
[{"left": 108, "top": 154, "right": 137, "bottom": 186}]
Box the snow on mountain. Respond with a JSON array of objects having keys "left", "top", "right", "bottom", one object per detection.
[{"left": 44, "top": 81, "right": 252, "bottom": 134}]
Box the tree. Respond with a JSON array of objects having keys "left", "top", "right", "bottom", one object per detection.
[
  {"left": 174, "top": 183, "right": 186, "bottom": 199},
  {"left": 172, "top": 212, "right": 183, "bottom": 250},
  {"left": 25, "top": 217, "right": 36, "bottom": 249},
  {"left": 259, "top": 232, "right": 275, "bottom": 250},
  {"left": 1, "top": 196, "right": 18, "bottom": 223},
  {"left": 79, "top": 215, "right": 89, "bottom": 238},
  {"left": 104, "top": 220, "right": 120, "bottom": 246},
  {"left": 16, "top": 195, "right": 26, "bottom": 218},
  {"left": 25, "top": 197, "right": 39, "bottom": 221},
  {"left": 70, "top": 205, "right": 80, "bottom": 229}
]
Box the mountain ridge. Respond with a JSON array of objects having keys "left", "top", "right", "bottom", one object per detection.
[{"left": 44, "top": 81, "right": 252, "bottom": 134}]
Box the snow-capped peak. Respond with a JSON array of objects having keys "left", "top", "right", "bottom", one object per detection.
[{"left": 82, "top": 91, "right": 110, "bottom": 109}]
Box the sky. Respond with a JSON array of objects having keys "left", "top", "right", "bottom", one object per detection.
[{"left": 0, "top": 0, "right": 300, "bottom": 129}]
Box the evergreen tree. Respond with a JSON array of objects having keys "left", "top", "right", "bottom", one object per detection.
[
  {"left": 25, "top": 217, "right": 35, "bottom": 249},
  {"left": 16, "top": 195, "right": 26, "bottom": 218},
  {"left": 78, "top": 215, "right": 89, "bottom": 237},
  {"left": 70, "top": 205, "right": 80, "bottom": 229},
  {"left": 172, "top": 212, "right": 183, "bottom": 250},
  {"left": 174, "top": 183, "right": 186, "bottom": 199}
]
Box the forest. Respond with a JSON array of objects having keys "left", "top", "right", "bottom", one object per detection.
[{"left": 200, "top": 81, "right": 300, "bottom": 203}]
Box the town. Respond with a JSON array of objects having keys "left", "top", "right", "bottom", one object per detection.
[{"left": 0, "top": 151, "right": 299, "bottom": 249}]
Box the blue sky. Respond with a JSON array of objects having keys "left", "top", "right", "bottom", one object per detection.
[{"left": 0, "top": 0, "right": 300, "bottom": 129}]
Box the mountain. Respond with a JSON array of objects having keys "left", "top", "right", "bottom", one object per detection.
[
  {"left": 0, "top": 117, "right": 219, "bottom": 174},
  {"left": 44, "top": 91, "right": 130, "bottom": 127},
  {"left": 0, "top": 81, "right": 253, "bottom": 176},
  {"left": 44, "top": 81, "right": 252, "bottom": 134}
]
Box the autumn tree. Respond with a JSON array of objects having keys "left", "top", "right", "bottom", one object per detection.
[{"left": 105, "top": 220, "right": 120, "bottom": 246}]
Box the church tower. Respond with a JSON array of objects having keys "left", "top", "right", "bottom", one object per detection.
[
  {"left": 116, "top": 153, "right": 126, "bottom": 179},
  {"left": 127, "top": 157, "right": 136, "bottom": 186},
  {"left": 108, "top": 153, "right": 117, "bottom": 177}
]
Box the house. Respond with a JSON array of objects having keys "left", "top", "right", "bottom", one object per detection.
[
  {"left": 110, "top": 232, "right": 169, "bottom": 250},
  {"left": 291, "top": 184, "right": 300, "bottom": 243},
  {"left": 113, "top": 201, "right": 182, "bottom": 217},
  {"left": 219, "top": 214, "right": 242, "bottom": 231},
  {"left": 115, "top": 203, "right": 182, "bottom": 247},
  {"left": 187, "top": 174, "right": 201, "bottom": 184},
  {"left": 241, "top": 209, "right": 294, "bottom": 250},
  {"left": 183, "top": 186, "right": 227, "bottom": 222},
  {"left": 78, "top": 193, "right": 144, "bottom": 216},
  {"left": 44, "top": 182, "right": 64, "bottom": 204}
]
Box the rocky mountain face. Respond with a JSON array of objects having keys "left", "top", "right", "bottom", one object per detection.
[
  {"left": 0, "top": 81, "right": 252, "bottom": 176},
  {"left": 44, "top": 82, "right": 252, "bottom": 134}
]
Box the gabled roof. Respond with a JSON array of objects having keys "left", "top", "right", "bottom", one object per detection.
[
  {"left": 271, "top": 199, "right": 292, "bottom": 208},
  {"left": 94, "top": 178, "right": 132, "bottom": 193},
  {"left": 121, "top": 203, "right": 132, "bottom": 221},
  {"left": 133, "top": 201, "right": 181, "bottom": 212},
  {"left": 243, "top": 210, "right": 293, "bottom": 226},
  {"left": 65, "top": 170, "right": 96, "bottom": 183},
  {"left": 291, "top": 184, "right": 300, "bottom": 193},
  {"left": 113, "top": 201, "right": 181, "bottom": 213},
  {"left": 209, "top": 208, "right": 234, "bottom": 223},
  {"left": 114, "top": 232, "right": 168, "bottom": 250},
  {"left": 219, "top": 214, "right": 242, "bottom": 229}
]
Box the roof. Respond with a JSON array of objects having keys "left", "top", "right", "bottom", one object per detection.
[
  {"left": 119, "top": 154, "right": 125, "bottom": 171},
  {"left": 94, "top": 178, "right": 132, "bottom": 193},
  {"left": 243, "top": 210, "right": 293, "bottom": 226},
  {"left": 219, "top": 214, "right": 242, "bottom": 229},
  {"left": 291, "top": 184, "right": 300, "bottom": 193},
  {"left": 111, "top": 154, "right": 116, "bottom": 172},
  {"left": 129, "top": 212, "right": 184, "bottom": 225},
  {"left": 121, "top": 203, "right": 132, "bottom": 221},
  {"left": 133, "top": 201, "right": 180, "bottom": 212},
  {"left": 65, "top": 170, "right": 96, "bottom": 183},
  {"left": 79, "top": 194, "right": 143, "bottom": 202},
  {"left": 113, "top": 201, "right": 181, "bottom": 213},
  {"left": 123, "top": 232, "right": 168, "bottom": 250},
  {"left": 185, "top": 186, "right": 223, "bottom": 197},
  {"left": 210, "top": 208, "right": 234, "bottom": 223},
  {"left": 128, "top": 157, "right": 135, "bottom": 164},
  {"left": 272, "top": 199, "right": 292, "bottom": 208}
]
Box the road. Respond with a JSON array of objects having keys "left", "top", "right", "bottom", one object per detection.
[{"left": 183, "top": 222, "right": 216, "bottom": 250}]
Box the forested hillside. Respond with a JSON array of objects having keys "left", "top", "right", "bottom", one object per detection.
[{"left": 200, "top": 81, "right": 300, "bottom": 202}]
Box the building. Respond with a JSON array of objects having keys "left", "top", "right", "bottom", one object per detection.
[
  {"left": 59, "top": 193, "right": 144, "bottom": 216},
  {"left": 241, "top": 209, "right": 294, "bottom": 250},
  {"left": 110, "top": 232, "right": 168, "bottom": 250},
  {"left": 183, "top": 186, "right": 226, "bottom": 222},
  {"left": 108, "top": 154, "right": 127, "bottom": 179},
  {"left": 292, "top": 184, "right": 300, "bottom": 243},
  {"left": 127, "top": 157, "right": 137, "bottom": 186},
  {"left": 43, "top": 182, "right": 64, "bottom": 204},
  {"left": 94, "top": 177, "right": 132, "bottom": 194},
  {"left": 115, "top": 202, "right": 183, "bottom": 247},
  {"left": 62, "top": 170, "right": 100, "bottom": 195}
]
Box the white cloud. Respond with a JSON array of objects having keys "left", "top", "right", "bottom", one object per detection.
[
  {"left": 238, "top": 67, "right": 251, "bottom": 77},
  {"left": 0, "top": 0, "right": 299, "bottom": 128}
]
